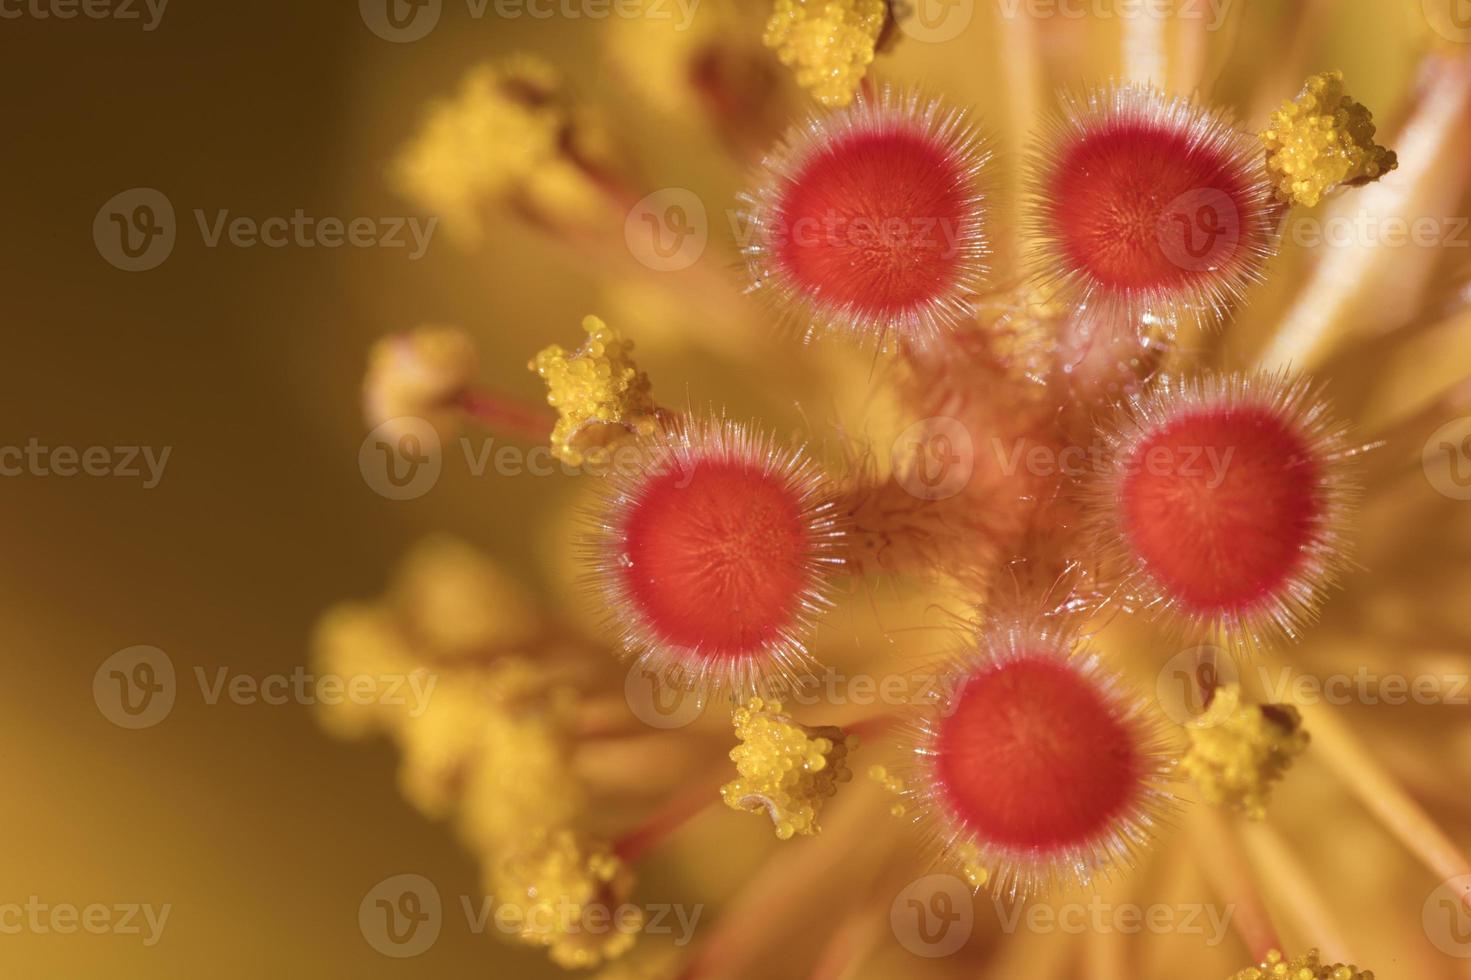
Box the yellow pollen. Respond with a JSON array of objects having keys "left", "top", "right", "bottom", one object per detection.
[
  {"left": 489, "top": 828, "right": 641, "bottom": 970},
  {"left": 1182, "top": 684, "right": 1308, "bottom": 820},
  {"left": 1230, "top": 949, "right": 1375, "bottom": 980},
  {"left": 393, "top": 55, "right": 615, "bottom": 242},
  {"left": 1261, "top": 71, "right": 1398, "bottom": 208},
  {"left": 530, "top": 315, "right": 661, "bottom": 467},
  {"left": 721, "top": 698, "right": 855, "bottom": 839},
  {"left": 763, "top": 0, "right": 888, "bottom": 107}
]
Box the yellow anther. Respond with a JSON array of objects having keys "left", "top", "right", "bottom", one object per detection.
[
  {"left": 362, "top": 325, "right": 478, "bottom": 438},
  {"left": 530, "top": 315, "right": 661, "bottom": 467},
  {"left": 1231, "top": 949, "right": 1374, "bottom": 980},
  {"left": 489, "top": 828, "right": 641, "bottom": 970},
  {"left": 721, "top": 698, "right": 854, "bottom": 839},
  {"left": 394, "top": 56, "right": 614, "bottom": 242},
  {"left": 1261, "top": 71, "right": 1398, "bottom": 207},
  {"left": 1182, "top": 684, "right": 1308, "bottom": 820},
  {"left": 763, "top": 0, "right": 888, "bottom": 107},
  {"left": 390, "top": 534, "right": 542, "bottom": 658}
]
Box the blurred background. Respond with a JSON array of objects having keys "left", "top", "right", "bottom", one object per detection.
[{"left": 3, "top": 0, "right": 1469, "bottom": 976}]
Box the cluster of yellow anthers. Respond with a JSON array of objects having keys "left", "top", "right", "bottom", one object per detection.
[
  {"left": 1181, "top": 685, "right": 1310, "bottom": 821},
  {"left": 1262, "top": 70, "right": 1398, "bottom": 208},
  {"left": 529, "top": 314, "right": 662, "bottom": 467},
  {"left": 1230, "top": 949, "right": 1374, "bottom": 980},
  {"left": 762, "top": 0, "right": 888, "bottom": 106},
  {"left": 721, "top": 698, "right": 856, "bottom": 840},
  {"left": 393, "top": 56, "right": 616, "bottom": 242},
  {"left": 362, "top": 324, "right": 479, "bottom": 439},
  {"left": 490, "top": 828, "right": 640, "bottom": 969},
  {"left": 312, "top": 537, "right": 637, "bottom": 969}
]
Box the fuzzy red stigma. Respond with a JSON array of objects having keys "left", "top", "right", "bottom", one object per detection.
[
  {"left": 775, "top": 129, "right": 972, "bottom": 314},
  {"left": 741, "top": 87, "right": 990, "bottom": 350},
  {"left": 1029, "top": 84, "right": 1276, "bottom": 333},
  {"left": 933, "top": 653, "right": 1141, "bottom": 850},
  {"left": 1092, "top": 371, "right": 1357, "bottom": 643},
  {"left": 902, "top": 621, "right": 1176, "bottom": 898},
  {"left": 590, "top": 418, "right": 844, "bottom": 692},
  {"left": 1052, "top": 124, "right": 1254, "bottom": 290},
  {"left": 621, "top": 458, "right": 811, "bottom": 656},
  {"left": 1119, "top": 405, "right": 1318, "bottom": 613}
]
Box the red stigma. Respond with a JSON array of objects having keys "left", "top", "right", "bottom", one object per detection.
[
  {"left": 1029, "top": 85, "right": 1274, "bottom": 330},
  {"left": 932, "top": 653, "right": 1142, "bottom": 850},
  {"left": 619, "top": 459, "right": 811, "bottom": 658},
  {"left": 1119, "top": 404, "right": 1321, "bottom": 615},
  {"left": 742, "top": 88, "right": 990, "bottom": 349},
  {"left": 1050, "top": 123, "right": 1253, "bottom": 291},
  {"left": 775, "top": 129, "right": 973, "bottom": 315}
]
